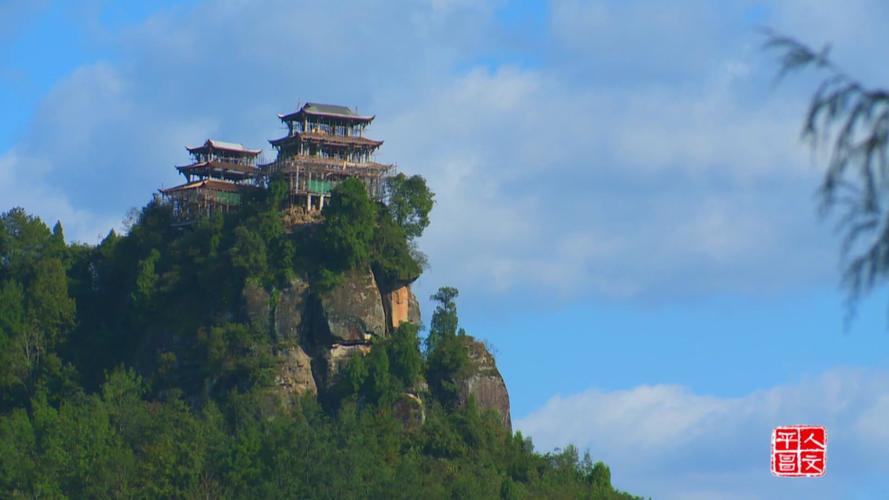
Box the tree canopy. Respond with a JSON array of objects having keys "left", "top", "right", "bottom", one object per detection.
[
  {"left": 0, "top": 201, "right": 640, "bottom": 499},
  {"left": 385, "top": 173, "right": 434, "bottom": 241}
]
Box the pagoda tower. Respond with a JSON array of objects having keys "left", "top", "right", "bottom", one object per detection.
[
  {"left": 264, "top": 103, "right": 393, "bottom": 212},
  {"left": 160, "top": 139, "right": 261, "bottom": 223}
]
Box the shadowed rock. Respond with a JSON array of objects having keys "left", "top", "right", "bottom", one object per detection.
[
  {"left": 317, "top": 269, "right": 386, "bottom": 342},
  {"left": 275, "top": 276, "right": 309, "bottom": 340}
]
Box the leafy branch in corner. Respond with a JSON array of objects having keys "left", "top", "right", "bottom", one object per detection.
[{"left": 765, "top": 30, "right": 889, "bottom": 320}]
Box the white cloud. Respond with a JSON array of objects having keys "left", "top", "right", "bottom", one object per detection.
[
  {"left": 0, "top": 60, "right": 218, "bottom": 242},
  {"left": 0, "top": 148, "right": 121, "bottom": 243},
  {"left": 387, "top": 60, "right": 833, "bottom": 299},
  {"left": 2, "top": 0, "right": 880, "bottom": 300},
  {"left": 549, "top": 0, "right": 750, "bottom": 83},
  {"left": 516, "top": 368, "right": 889, "bottom": 499}
]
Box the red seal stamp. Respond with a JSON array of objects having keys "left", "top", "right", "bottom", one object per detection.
[{"left": 771, "top": 425, "right": 826, "bottom": 477}]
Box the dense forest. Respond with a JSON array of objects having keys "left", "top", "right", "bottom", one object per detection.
[{"left": 0, "top": 175, "right": 639, "bottom": 499}]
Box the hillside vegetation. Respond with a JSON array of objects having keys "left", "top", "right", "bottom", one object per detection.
[{"left": 0, "top": 176, "right": 639, "bottom": 499}]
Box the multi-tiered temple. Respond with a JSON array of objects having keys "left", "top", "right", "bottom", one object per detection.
[
  {"left": 160, "top": 139, "right": 260, "bottom": 222},
  {"left": 160, "top": 103, "right": 393, "bottom": 224},
  {"left": 263, "top": 103, "right": 393, "bottom": 212}
]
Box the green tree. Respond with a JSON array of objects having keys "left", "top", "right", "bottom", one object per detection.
[
  {"left": 389, "top": 322, "right": 423, "bottom": 388},
  {"left": 365, "top": 343, "right": 394, "bottom": 404},
  {"left": 27, "top": 257, "right": 75, "bottom": 347},
  {"left": 425, "top": 286, "right": 470, "bottom": 406},
  {"left": 131, "top": 248, "right": 161, "bottom": 313},
  {"left": 385, "top": 173, "right": 434, "bottom": 241},
  {"left": 0, "top": 408, "right": 37, "bottom": 495},
  {"left": 371, "top": 209, "right": 422, "bottom": 285},
  {"left": 230, "top": 225, "right": 268, "bottom": 279},
  {"left": 0, "top": 208, "right": 54, "bottom": 280},
  {"left": 425, "top": 286, "right": 461, "bottom": 352},
  {"left": 0, "top": 199, "right": 645, "bottom": 499},
  {"left": 345, "top": 350, "right": 369, "bottom": 395},
  {"left": 198, "top": 322, "right": 274, "bottom": 397},
  {"left": 49, "top": 221, "right": 67, "bottom": 260},
  {"left": 0, "top": 280, "right": 27, "bottom": 406},
  {"left": 0, "top": 256, "right": 79, "bottom": 398},
  {"left": 318, "top": 178, "right": 377, "bottom": 273}
]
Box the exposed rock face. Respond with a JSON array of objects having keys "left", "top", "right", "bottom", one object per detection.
[
  {"left": 321, "top": 343, "right": 372, "bottom": 387},
  {"left": 275, "top": 277, "right": 309, "bottom": 340},
  {"left": 458, "top": 339, "right": 512, "bottom": 430},
  {"left": 245, "top": 267, "right": 512, "bottom": 431},
  {"left": 317, "top": 269, "right": 387, "bottom": 342},
  {"left": 408, "top": 291, "right": 420, "bottom": 326},
  {"left": 275, "top": 345, "right": 317, "bottom": 400},
  {"left": 243, "top": 277, "right": 309, "bottom": 341},
  {"left": 383, "top": 285, "right": 421, "bottom": 331},
  {"left": 244, "top": 278, "right": 315, "bottom": 409},
  {"left": 282, "top": 206, "right": 323, "bottom": 227}
]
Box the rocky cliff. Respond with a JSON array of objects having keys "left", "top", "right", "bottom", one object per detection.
[
  {"left": 458, "top": 338, "right": 512, "bottom": 430},
  {"left": 243, "top": 267, "right": 511, "bottom": 429}
]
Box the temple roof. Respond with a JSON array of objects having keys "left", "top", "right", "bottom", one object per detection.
[
  {"left": 176, "top": 161, "right": 257, "bottom": 181},
  {"left": 160, "top": 178, "right": 246, "bottom": 194},
  {"left": 278, "top": 102, "right": 374, "bottom": 123},
  {"left": 176, "top": 160, "right": 258, "bottom": 174},
  {"left": 269, "top": 132, "right": 383, "bottom": 148},
  {"left": 186, "top": 139, "right": 261, "bottom": 156}
]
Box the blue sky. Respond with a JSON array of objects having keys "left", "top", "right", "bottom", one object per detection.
[{"left": 3, "top": 1, "right": 889, "bottom": 498}]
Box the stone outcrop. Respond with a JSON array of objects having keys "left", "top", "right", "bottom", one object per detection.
[
  {"left": 242, "top": 277, "right": 309, "bottom": 341},
  {"left": 282, "top": 206, "right": 323, "bottom": 227},
  {"left": 275, "top": 276, "right": 309, "bottom": 340},
  {"left": 245, "top": 266, "right": 512, "bottom": 431},
  {"left": 382, "top": 284, "right": 421, "bottom": 331},
  {"left": 244, "top": 278, "right": 316, "bottom": 409},
  {"left": 408, "top": 291, "right": 420, "bottom": 326},
  {"left": 275, "top": 344, "right": 317, "bottom": 399},
  {"left": 458, "top": 338, "right": 512, "bottom": 430},
  {"left": 316, "top": 269, "right": 387, "bottom": 343}
]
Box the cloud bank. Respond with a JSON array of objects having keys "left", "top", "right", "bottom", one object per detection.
[{"left": 517, "top": 368, "right": 889, "bottom": 499}]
